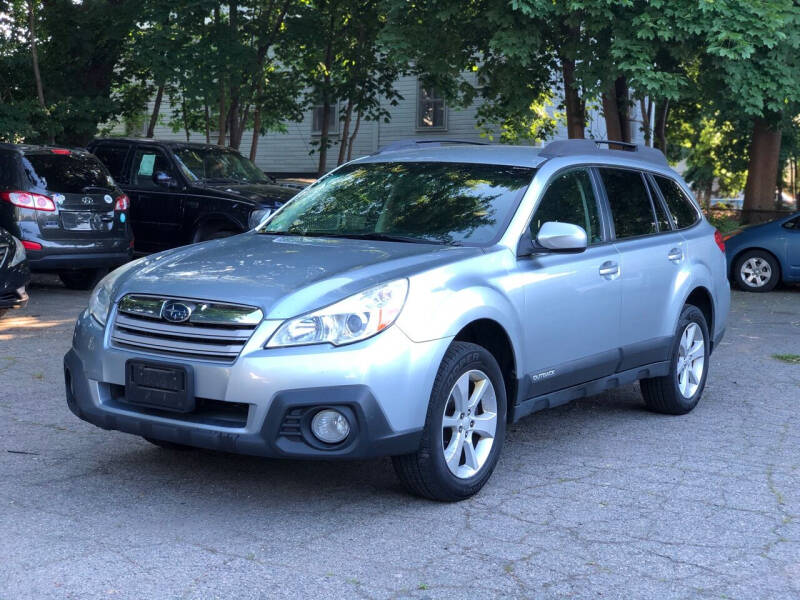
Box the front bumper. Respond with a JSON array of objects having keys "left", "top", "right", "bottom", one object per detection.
[
  {"left": 64, "top": 310, "right": 451, "bottom": 459},
  {"left": 0, "top": 262, "right": 30, "bottom": 311}
]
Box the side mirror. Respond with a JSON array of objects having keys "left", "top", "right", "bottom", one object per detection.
[
  {"left": 153, "top": 171, "right": 178, "bottom": 188},
  {"left": 536, "top": 222, "right": 588, "bottom": 252}
]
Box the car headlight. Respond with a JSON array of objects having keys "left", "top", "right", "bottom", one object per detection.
[
  {"left": 249, "top": 208, "right": 272, "bottom": 229},
  {"left": 8, "top": 236, "right": 26, "bottom": 267},
  {"left": 267, "top": 279, "right": 409, "bottom": 348},
  {"left": 87, "top": 257, "right": 147, "bottom": 325}
]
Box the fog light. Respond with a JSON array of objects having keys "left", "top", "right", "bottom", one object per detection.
[{"left": 311, "top": 409, "right": 350, "bottom": 444}]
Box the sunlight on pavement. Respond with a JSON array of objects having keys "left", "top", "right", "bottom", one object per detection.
[{"left": 0, "top": 316, "right": 74, "bottom": 341}]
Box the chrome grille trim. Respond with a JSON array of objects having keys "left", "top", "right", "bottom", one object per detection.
[{"left": 111, "top": 295, "right": 263, "bottom": 362}]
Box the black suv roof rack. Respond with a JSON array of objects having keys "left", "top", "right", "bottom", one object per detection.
[
  {"left": 374, "top": 138, "right": 488, "bottom": 155},
  {"left": 540, "top": 139, "right": 668, "bottom": 167}
]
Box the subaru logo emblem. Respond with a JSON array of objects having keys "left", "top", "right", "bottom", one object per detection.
[{"left": 161, "top": 300, "right": 193, "bottom": 323}]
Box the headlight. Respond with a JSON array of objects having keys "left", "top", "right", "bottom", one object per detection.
[
  {"left": 267, "top": 279, "right": 409, "bottom": 348},
  {"left": 87, "top": 257, "right": 147, "bottom": 325},
  {"left": 249, "top": 208, "right": 272, "bottom": 229},
  {"left": 8, "top": 236, "right": 26, "bottom": 267}
]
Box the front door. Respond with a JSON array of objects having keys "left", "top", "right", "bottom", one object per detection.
[
  {"left": 127, "top": 147, "right": 183, "bottom": 251},
  {"left": 520, "top": 168, "right": 622, "bottom": 398}
]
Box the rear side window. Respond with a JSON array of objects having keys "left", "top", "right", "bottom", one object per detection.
[
  {"left": 647, "top": 177, "right": 672, "bottom": 231},
  {"left": 531, "top": 169, "right": 603, "bottom": 244},
  {"left": 654, "top": 176, "right": 700, "bottom": 229},
  {"left": 598, "top": 168, "right": 656, "bottom": 239},
  {"left": 22, "top": 153, "right": 115, "bottom": 193},
  {"left": 0, "top": 154, "right": 18, "bottom": 188},
  {"left": 92, "top": 144, "right": 130, "bottom": 182}
]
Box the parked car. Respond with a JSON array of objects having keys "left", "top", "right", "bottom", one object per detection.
[
  {"left": 724, "top": 211, "right": 800, "bottom": 292},
  {"left": 0, "top": 144, "right": 133, "bottom": 289},
  {"left": 87, "top": 139, "right": 297, "bottom": 252},
  {"left": 0, "top": 226, "right": 30, "bottom": 318},
  {"left": 64, "top": 139, "right": 730, "bottom": 501}
]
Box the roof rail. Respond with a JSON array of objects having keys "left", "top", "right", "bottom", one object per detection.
[
  {"left": 374, "top": 138, "right": 488, "bottom": 155},
  {"left": 540, "top": 139, "right": 668, "bottom": 167}
]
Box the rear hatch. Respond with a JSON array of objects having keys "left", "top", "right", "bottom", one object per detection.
[{"left": 21, "top": 150, "right": 125, "bottom": 240}]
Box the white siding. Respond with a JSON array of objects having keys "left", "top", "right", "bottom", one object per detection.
[{"left": 138, "top": 75, "right": 648, "bottom": 175}]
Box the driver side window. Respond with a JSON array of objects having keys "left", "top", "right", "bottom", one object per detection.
[
  {"left": 131, "top": 148, "right": 174, "bottom": 190},
  {"left": 530, "top": 169, "right": 602, "bottom": 244}
]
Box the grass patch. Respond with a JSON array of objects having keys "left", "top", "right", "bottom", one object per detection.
[{"left": 772, "top": 353, "right": 800, "bottom": 364}]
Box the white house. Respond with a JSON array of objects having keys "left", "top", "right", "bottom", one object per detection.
[{"left": 145, "top": 74, "right": 649, "bottom": 177}]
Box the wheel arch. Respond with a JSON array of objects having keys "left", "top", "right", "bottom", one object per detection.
[
  {"left": 452, "top": 318, "right": 518, "bottom": 421},
  {"left": 683, "top": 286, "right": 714, "bottom": 347},
  {"left": 191, "top": 213, "right": 246, "bottom": 242}
]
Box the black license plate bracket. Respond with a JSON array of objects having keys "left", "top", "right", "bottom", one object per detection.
[{"left": 124, "top": 360, "right": 195, "bottom": 413}]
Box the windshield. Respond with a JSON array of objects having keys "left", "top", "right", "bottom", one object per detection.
[
  {"left": 174, "top": 148, "right": 269, "bottom": 184},
  {"left": 23, "top": 153, "right": 115, "bottom": 193},
  {"left": 259, "top": 162, "right": 534, "bottom": 245}
]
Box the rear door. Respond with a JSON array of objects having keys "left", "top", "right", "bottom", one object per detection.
[
  {"left": 597, "top": 167, "right": 686, "bottom": 370},
  {"left": 21, "top": 150, "right": 123, "bottom": 241},
  {"left": 126, "top": 146, "right": 183, "bottom": 251}
]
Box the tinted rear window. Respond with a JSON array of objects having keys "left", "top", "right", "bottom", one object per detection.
[
  {"left": 654, "top": 176, "right": 700, "bottom": 229},
  {"left": 599, "top": 168, "right": 657, "bottom": 239},
  {"left": 22, "top": 152, "right": 115, "bottom": 193},
  {"left": 91, "top": 145, "right": 130, "bottom": 182}
]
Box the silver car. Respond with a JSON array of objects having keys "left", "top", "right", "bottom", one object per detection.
[{"left": 64, "top": 139, "right": 730, "bottom": 501}]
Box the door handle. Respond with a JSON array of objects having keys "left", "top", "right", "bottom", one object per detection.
[
  {"left": 667, "top": 248, "right": 683, "bottom": 263},
  {"left": 599, "top": 261, "right": 619, "bottom": 278}
]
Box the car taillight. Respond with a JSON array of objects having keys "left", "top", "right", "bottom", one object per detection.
[
  {"left": 714, "top": 230, "right": 725, "bottom": 253},
  {"left": 50, "top": 148, "right": 71, "bottom": 155},
  {"left": 0, "top": 191, "right": 56, "bottom": 212},
  {"left": 22, "top": 240, "right": 42, "bottom": 250},
  {"left": 114, "top": 194, "right": 129, "bottom": 211}
]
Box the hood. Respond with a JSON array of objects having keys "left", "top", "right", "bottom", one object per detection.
[
  {"left": 196, "top": 181, "right": 297, "bottom": 206},
  {"left": 114, "top": 232, "right": 481, "bottom": 319}
]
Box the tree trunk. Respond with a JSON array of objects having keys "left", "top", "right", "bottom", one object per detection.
[
  {"left": 28, "top": 2, "right": 53, "bottom": 144},
  {"left": 742, "top": 117, "right": 782, "bottom": 224},
  {"left": 561, "top": 56, "right": 584, "bottom": 139},
  {"left": 615, "top": 77, "right": 631, "bottom": 143},
  {"left": 602, "top": 77, "right": 630, "bottom": 145},
  {"left": 347, "top": 110, "right": 362, "bottom": 162},
  {"left": 638, "top": 97, "right": 653, "bottom": 146},
  {"left": 654, "top": 99, "right": 669, "bottom": 154},
  {"left": 337, "top": 100, "right": 353, "bottom": 165},
  {"left": 204, "top": 102, "right": 211, "bottom": 144},
  {"left": 215, "top": 7, "right": 227, "bottom": 146},
  {"left": 250, "top": 105, "right": 261, "bottom": 161},
  {"left": 316, "top": 25, "right": 335, "bottom": 177},
  {"left": 146, "top": 83, "right": 164, "bottom": 138}
]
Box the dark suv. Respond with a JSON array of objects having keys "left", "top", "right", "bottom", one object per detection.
[
  {"left": 87, "top": 139, "right": 297, "bottom": 252},
  {"left": 0, "top": 144, "right": 133, "bottom": 289}
]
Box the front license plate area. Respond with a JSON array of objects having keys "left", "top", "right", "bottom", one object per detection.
[{"left": 125, "top": 360, "right": 195, "bottom": 413}]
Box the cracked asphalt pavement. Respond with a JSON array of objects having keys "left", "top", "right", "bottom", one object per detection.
[{"left": 1, "top": 275, "right": 799, "bottom": 599}]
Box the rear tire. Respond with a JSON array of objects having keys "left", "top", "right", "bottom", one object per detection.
[
  {"left": 142, "top": 437, "right": 194, "bottom": 451},
  {"left": 59, "top": 268, "right": 108, "bottom": 291},
  {"left": 641, "top": 304, "right": 710, "bottom": 415},
  {"left": 734, "top": 249, "right": 780, "bottom": 292},
  {"left": 392, "top": 341, "right": 506, "bottom": 502}
]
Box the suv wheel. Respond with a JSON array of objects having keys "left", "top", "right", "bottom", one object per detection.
[
  {"left": 640, "top": 304, "right": 710, "bottom": 415},
  {"left": 59, "top": 268, "right": 108, "bottom": 291},
  {"left": 392, "top": 341, "right": 506, "bottom": 502},
  {"left": 734, "top": 250, "right": 779, "bottom": 292}
]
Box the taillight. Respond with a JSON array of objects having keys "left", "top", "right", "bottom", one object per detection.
[
  {"left": 114, "top": 194, "right": 129, "bottom": 211},
  {"left": 0, "top": 191, "right": 56, "bottom": 212},
  {"left": 714, "top": 230, "right": 725, "bottom": 253},
  {"left": 22, "top": 240, "right": 42, "bottom": 250},
  {"left": 50, "top": 148, "right": 71, "bottom": 155}
]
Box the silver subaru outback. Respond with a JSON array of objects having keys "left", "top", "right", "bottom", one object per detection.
[{"left": 64, "top": 139, "right": 730, "bottom": 501}]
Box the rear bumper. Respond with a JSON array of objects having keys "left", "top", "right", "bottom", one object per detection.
[
  {"left": 18, "top": 223, "right": 133, "bottom": 271},
  {"left": 28, "top": 250, "right": 133, "bottom": 271}
]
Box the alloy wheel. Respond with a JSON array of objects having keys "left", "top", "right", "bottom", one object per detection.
[
  {"left": 740, "top": 257, "right": 772, "bottom": 288},
  {"left": 676, "top": 322, "right": 705, "bottom": 398},
  {"left": 441, "top": 369, "right": 498, "bottom": 479}
]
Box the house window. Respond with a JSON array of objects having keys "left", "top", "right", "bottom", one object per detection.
[
  {"left": 312, "top": 103, "right": 340, "bottom": 135},
  {"left": 417, "top": 85, "right": 446, "bottom": 130}
]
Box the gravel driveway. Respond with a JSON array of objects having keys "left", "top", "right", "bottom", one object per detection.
[{"left": 1, "top": 276, "right": 799, "bottom": 599}]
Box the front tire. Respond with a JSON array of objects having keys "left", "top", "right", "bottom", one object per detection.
[
  {"left": 734, "top": 250, "right": 779, "bottom": 292},
  {"left": 392, "top": 341, "right": 507, "bottom": 502},
  {"left": 640, "top": 304, "right": 710, "bottom": 415}
]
